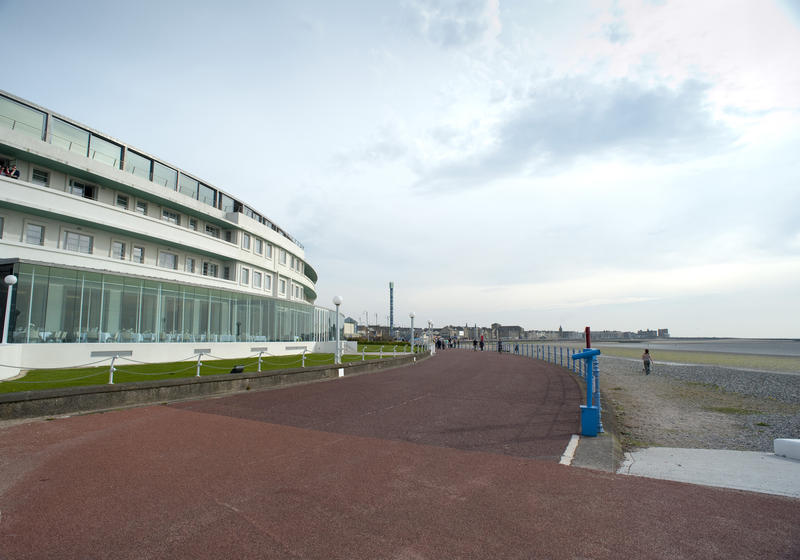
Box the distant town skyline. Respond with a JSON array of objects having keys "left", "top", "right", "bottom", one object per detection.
[{"left": 4, "top": 0, "right": 798, "bottom": 338}]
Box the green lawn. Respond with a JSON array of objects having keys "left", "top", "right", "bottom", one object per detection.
[{"left": 0, "top": 352, "right": 385, "bottom": 394}]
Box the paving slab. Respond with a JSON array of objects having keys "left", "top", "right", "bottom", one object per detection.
[{"left": 618, "top": 447, "right": 800, "bottom": 498}]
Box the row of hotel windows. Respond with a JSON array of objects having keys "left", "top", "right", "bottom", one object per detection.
[
  {"left": 25, "top": 166, "right": 304, "bottom": 273},
  {"left": 0, "top": 93, "right": 303, "bottom": 249},
  {"left": 1, "top": 218, "right": 303, "bottom": 300}
]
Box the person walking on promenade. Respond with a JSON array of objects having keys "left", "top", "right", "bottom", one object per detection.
[
  {"left": 479, "top": 338, "right": 484, "bottom": 351},
  {"left": 473, "top": 339, "right": 478, "bottom": 351},
  {"left": 642, "top": 349, "right": 653, "bottom": 375}
]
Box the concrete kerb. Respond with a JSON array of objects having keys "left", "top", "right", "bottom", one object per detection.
[
  {"left": 0, "top": 352, "right": 431, "bottom": 421},
  {"left": 565, "top": 363, "right": 625, "bottom": 473}
]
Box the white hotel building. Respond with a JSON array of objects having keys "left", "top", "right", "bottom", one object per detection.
[{"left": 0, "top": 90, "right": 343, "bottom": 378}]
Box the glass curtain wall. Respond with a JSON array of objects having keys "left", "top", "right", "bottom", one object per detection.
[{"left": 8, "top": 263, "right": 330, "bottom": 344}]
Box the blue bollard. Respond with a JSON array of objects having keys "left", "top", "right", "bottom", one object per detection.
[{"left": 572, "top": 348, "right": 601, "bottom": 437}]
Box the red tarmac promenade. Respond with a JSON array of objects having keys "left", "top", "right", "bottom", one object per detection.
[{"left": 1, "top": 350, "right": 798, "bottom": 559}]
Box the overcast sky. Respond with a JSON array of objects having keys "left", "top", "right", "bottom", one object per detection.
[{"left": 4, "top": 0, "right": 799, "bottom": 337}]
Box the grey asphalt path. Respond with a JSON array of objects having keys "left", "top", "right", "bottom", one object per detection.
[{"left": 1, "top": 351, "right": 798, "bottom": 559}]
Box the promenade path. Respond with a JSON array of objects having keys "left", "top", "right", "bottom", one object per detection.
[{"left": 1, "top": 350, "right": 798, "bottom": 559}]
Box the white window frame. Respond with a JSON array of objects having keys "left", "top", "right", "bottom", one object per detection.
[
  {"left": 158, "top": 251, "right": 178, "bottom": 270},
  {"left": 31, "top": 169, "right": 49, "bottom": 186},
  {"left": 254, "top": 238, "right": 263, "bottom": 255},
  {"left": 135, "top": 201, "right": 148, "bottom": 215},
  {"left": 185, "top": 257, "right": 195, "bottom": 273},
  {"left": 25, "top": 222, "right": 45, "bottom": 246},
  {"left": 252, "top": 270, "right": 262, "bottom": 289},
  {"left": 116, "top": 194, "right": 129, "bottom": 209},
  {"left": 203, "top": 262, "right": 218, "bottom": 277},
  {"left": 205, "top": 225, "right": 220, "bottom": 239},
  {"left": 280, "top": 249, "right": 287, "bottom": 265},
  {"left": 265, "top": 244, "right": 273, "bottom": 259},
  {"left": 279, "top": 278, "right": 287, "bottom": 296},
  {"left": 264, "top": 273, "right": 272, "bottom": 292},
  {"left": 240, "top": 267, "right": 250, "bottom": 285},
  {"left": 162, "top": 209, "right": 180, "bottom": 225},
  {"left": 242, "top": 233, "right": 251, "bottom": 251},
  {"left": 64, "top": 231, "right": 93, "bottom": 254},
  {"left": 188, "top": 218, "right": 198, "bottom": 231},
  {"left": 111, "top": 240, "right": 126, "bottom": 260},
  {"left": 132, "top": 245, "right": 145, "bottom": 264}
]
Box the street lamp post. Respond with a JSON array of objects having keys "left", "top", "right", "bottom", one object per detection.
[
  {"left": 333, "top": 296, "right": 343, "bottom": 364},
  {"left": 409, "top": 312, "right": 415, "bottom": 353},
  {"left": 2, "top": 275, "right": 17, "bottom": 345}
]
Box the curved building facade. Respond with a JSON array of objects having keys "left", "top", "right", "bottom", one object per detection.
[{"left": 0, "top": 90, "right": 342, "bottom": 377}]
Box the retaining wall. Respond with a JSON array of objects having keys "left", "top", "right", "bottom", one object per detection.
[{"left": 0, "top": 353, "right": 428, "bottom": 421}]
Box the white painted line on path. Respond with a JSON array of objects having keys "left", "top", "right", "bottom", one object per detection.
[{"left": 560, "top": 434, "right": 580, "bottom": 466}]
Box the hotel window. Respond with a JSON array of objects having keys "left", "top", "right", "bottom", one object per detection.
[
  {"left": 111, "top": 241, "right": 126, "bottom": 260},
  {"left": 31, "top": 169, "right": 49, "bottom": 186},
  {"left": 158, "top": 251, "right": 178, "bottom": 270},
  {"left": 124, "top": 150, "right": 151, "bottom": 180},
  {"left": 67, "top": 180, "right": 97, "bottom": 200},
  {"left": 202, "top": 262, "right": 218, "bottom": 277},
  {"left": 223, "top": 266, "right": 231, "bottom": 280},
  {"left": 252, "top": 271, "right": 262, "bottom": 289},
  {"left": 25, "top": 223, "right": 44, "bottom": 245},
  {"left": 89, "top": 135, "right": 122, "bottom": 168},
  {"left": 264, "top": 273, "right": 272, "bottom": 292},
  {"left": 132, "top": 246, "right": 144, "bottom": 264},
  {"left": 50, "top": 117, "right": 89, "bottom": 156},
  {"left": 0, "top": 95, "right": 46, "bottom": 140},
  {"left": 0, "top": 216, "right": 4, "bottom": 238},
  {"left": 185, "top": 257, "right": 195, "bottom": 273},
  {"left": 178, "top": 174, "right": 199, "bottom": 199},
  {"left": 205, "top": 224, "right": 220, "bottom": 238},
  {"left": 224, "top": 230, "right": 234, "bottom": 243},
  {"left": 198, "top": 183, "right": 215, "bottom": 206},
  {"left": 254, "top": 238, "right": 263, "bottom": 255},
  {"left": 265, "top": 244, "right": 272, "bottom": 259},
  {"left": 135, "top": 201, "right": 148, "bottom": 215},
  {"left": 152, "top": 161, "right": 177, "bottom": 190},
  {"left": 162, "top": 209, "right": 180, "bottom": 225},
  {"left": 116, "top": 194, "right": 129, "bottom": 210},
  {"left": 241, "top": 267, "right": 250, "bottom": 285},
  {"left": 64, "top": 231, "right": 93, "bottom": 254},
  {"left": 242, "top": 233, "right": 251, "bottom": 250},
  {"left": 279, "top": 278, "right": 286, "bottom": 296},
  {"left": 220, "top": 194, "right": 235, "bottom": 213},
  {"left": 280, "top": 250, "right": 287, "bottom": 265},
  {"left": 188, "top": 218, "right": 198, "bottom": 231}
]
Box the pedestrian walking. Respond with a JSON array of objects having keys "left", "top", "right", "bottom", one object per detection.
[
  {"left": 642, "top": 349, "right": 653, "bottom": 375},
  {"left": 473, "top": 339, "right": 478, "bottom": 351}
]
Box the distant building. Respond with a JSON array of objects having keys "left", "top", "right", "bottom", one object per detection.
[{"left": 344, "top": 317, "right": 358, "bottom": 338}]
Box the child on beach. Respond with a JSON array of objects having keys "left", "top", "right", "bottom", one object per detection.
[{"left": 642, "top": 349, "right": 653, "bottom": 375}]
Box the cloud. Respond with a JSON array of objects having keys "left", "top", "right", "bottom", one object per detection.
[
  {"left": 414, "top": 77, "right": 734, "bottom": 191},
  {"left": 404, "top": 0, "right": 501, "bottom": 48}
]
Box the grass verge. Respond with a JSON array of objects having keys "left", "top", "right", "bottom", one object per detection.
[{"left": 0, "top": 353, "right": 385, "bottom": 394}]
